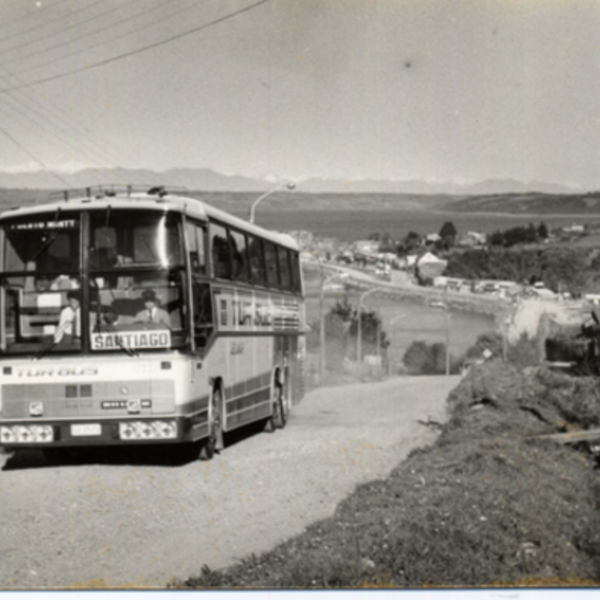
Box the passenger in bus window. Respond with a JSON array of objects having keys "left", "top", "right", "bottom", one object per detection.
[
  {"left": 134, "top": 289, "right": 171, "bottom": 328},
  {"left": 35, "top": 274, "right": 54, "bottom": 292},
  {"left": 36, "top": 273, "right": 78, "bottom": 291},
  {"left": 49, "top": 274, "right": 79, "bottom": 290},
  {"left": 231, "top": 248, "right": 245, "bottom": 281},
  {"left": 54, "top": 291, "right": 81, "bottom": 344}
]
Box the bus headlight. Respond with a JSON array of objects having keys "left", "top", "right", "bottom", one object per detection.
[
  {"left": 0, "top": 427, "right": 15, "bottom": 444},
  {"left": 0, "top": 425, "right": 54, "bottom": 444},
  {"left": 118, "top": 420, "right": 177, "bottom": 440}
]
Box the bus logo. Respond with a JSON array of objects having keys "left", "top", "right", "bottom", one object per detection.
[{"left": 29, "top": 402, "right": 44, "bottom": 417}]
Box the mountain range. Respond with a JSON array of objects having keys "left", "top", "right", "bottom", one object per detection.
[{"left": 0, "top": 167, "right": 583, "bottom": 196}]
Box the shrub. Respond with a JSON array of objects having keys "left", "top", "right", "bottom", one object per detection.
[
  {"left": 403, "top": 340, "right": 460, "bottom": 375},
  {"left": 506, "top": 333, "right": 540, "bottom": 367}
]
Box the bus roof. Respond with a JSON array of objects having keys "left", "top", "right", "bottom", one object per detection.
[{"left": 0, "top": 186, "right": 299, "bottom": 251}]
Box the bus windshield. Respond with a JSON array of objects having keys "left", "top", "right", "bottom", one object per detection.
[{"left": 0, "top": 209, "right": 189, "bottom": 356}]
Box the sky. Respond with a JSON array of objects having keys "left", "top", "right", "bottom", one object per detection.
[{"left": 0, "top": 0, "right": 598, "bottom": 189}]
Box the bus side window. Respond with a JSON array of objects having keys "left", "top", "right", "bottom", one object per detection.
[
  {"left": 230, "top": 230, "right": 249, "bottom": 283},
  {"left": 277, "top": 247, "right": 292, "bottom": 291},
  {"left": 186, "top": 221, "right": 206, "bottom": 275},
  {"left": 210, "top": 223, "right": 231, "bottom": 280},
  {"left": 290, "top": 251, "right": 302, "bottom": 292},
  {"left": 264, "top": 241, "right": 279, "bottom": 288},
  {"left": 248, "top": 235, "right": 266, "bottom": 286},
  {"left": 193, "top": 281, "right": 213, "bottom": 348}
]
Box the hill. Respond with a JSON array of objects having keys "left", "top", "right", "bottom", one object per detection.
[
  {"left": 0, "top": 188, "right": 462, "bottom": 215},
  {"left": 445, "top": 192, "right": 600, "bottom": 215},
  {"left": 0, "top": 167, "right": 583, "bottom": 196}
]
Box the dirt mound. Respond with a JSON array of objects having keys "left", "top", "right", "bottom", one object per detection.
[
  {"left": 447, "top": 360, "right": 600, "bottom": 437},
  {"left": 180, "top": 362, "right": 600, "bottom": 588}
]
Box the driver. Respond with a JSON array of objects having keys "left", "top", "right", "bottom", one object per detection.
[
  {"left": 54, "top": 291, "right": 81, "bottom": 344},
  {"left": 134, "top": 289, "right": 171, "bottom": 328}
]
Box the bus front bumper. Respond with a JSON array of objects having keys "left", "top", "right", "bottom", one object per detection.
[{"left": 0, "top": 416, "right": 198, "bottom": 450}]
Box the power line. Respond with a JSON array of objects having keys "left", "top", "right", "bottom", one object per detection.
[
  {"left": 2, "top": 0, "right": 192, "bottom": 73},
  {"left": 0, "top": 65, "right": 156, "bottom": 184},
  {"left": 0, "top": 0, "right": 270, "bottom": 93},
  {"left": 0, "top": 0, "right": 106, "bottom": 49},
  {"left": 0, "top": 61, "right": 179, "bottom": 184},
  {"left": 0, "top": 0, "right": 71, "bottom": 34},
  {"left": 0, "top": 84, "right": 116, "bottom": 170},
  {"left": 0, "top": 122, "right": 72, "bottom": 187}
]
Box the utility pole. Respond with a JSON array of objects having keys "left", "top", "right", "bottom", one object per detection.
[
  {"left": 319, "top": 263, "right": 349, "bottom": 380},
  {"left": 430, "top": 300, "right": 451, "bottom": 376},
  {"left": 357, "top": 287, "right": 384, "bottom": 367},
  {"left": 444, "top": 307, "right": 450, "bottom": 376},
  {"left": 249, "top": 182, "right": 296, "bottom": 224},
  {"left": 376, "top": 311, "right": 381, "bottom": 378}
]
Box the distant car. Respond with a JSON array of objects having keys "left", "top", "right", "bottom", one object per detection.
[{"left": 336, "top": 253, "right": 353, "bottom": 265}]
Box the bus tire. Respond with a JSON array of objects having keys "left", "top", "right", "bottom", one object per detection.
[
  {"left": 201, "top": 386, "right": 224, "bottom": 460},
  {"left": 273, "top": 382, "right": 287, "bottom": 429},
  {"left": 263, "top": 413, "right": 276, "bottom": 433}
]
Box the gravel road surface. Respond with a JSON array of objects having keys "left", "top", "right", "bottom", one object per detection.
[{"left": 0, "top": 375, "right": 459, "bottom": 589}]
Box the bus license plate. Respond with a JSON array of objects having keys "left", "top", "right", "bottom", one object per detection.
[{"left": 71, "top": 424, "right": 101, "bottom": 437}]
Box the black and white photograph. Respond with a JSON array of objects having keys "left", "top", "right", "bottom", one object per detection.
[{"left": 0, "top": 0, "right": 598, "bottom": 594}]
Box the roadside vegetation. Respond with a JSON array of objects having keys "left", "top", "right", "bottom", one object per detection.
[
  {"left": 444, "top": 246, "right": 600, "bottom": 295},
  {"left": 176, "top": 343, "right": 600, "bottom": 589},
  {"left": 306, "top": 299, "right": 390, "bottom": 366}
]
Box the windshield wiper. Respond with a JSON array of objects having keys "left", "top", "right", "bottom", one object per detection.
[
  {"left": 34, "top": 338, "right": 58, "bottom": 360},
  {"left": 114, "top": 337, "right": 138, "bottom": 358}
]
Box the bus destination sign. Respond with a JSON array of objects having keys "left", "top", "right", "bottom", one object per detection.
[{"left": 91, "top": 331, "right": 171, "bottom": 351}]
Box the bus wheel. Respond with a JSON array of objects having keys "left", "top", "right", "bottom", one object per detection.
[
  {"left": 273, "top": 383, "right": 287, "bottom": 429},
  {"left": 201, "top": 387, "right": 224, "bottom": 460}
]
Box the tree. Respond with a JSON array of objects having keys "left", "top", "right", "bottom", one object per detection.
[
  {"left": 538, "top": 221, "right": 549, "bottom": 239},
  {"left": 404, "top": 231, "right": 421, "bottom": 253},
  {"left": 402, "top": 341, "right": 460, "bottom": 375},
  {"left": 402, "top": 341, "right": 457, "bottom": 374},
  {"left": 439, "top": 221, "right": 458, "bottom": 248},
  {"left": 464, "top": 332, "right": 503, "bottom": 361},
  {"left": 403, "top": 341, "right": 433, "bottom": 373},
  {"left": 526, "top": 222, "right": 538, "bottom": 243},
  {"left": 378, "top": 233, "right": 396, "bottom": 253},
  {"left": 308, "top": 299, "right": 390, "bottom": 369},
  {"left": 489, "top": 230, "right": 504, "bottom": 246}
]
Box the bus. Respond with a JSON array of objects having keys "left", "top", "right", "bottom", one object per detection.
[{"left": 0, "top": 185, "right": 305, "bottom": 461}]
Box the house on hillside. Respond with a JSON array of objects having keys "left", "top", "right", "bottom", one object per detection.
[
  {"left": 425, "top": 233, "right": 442, "bottom": 245},
  {"left": 397, "top": 254, "right": 418, "bottom": 270},
  {"left": 416, "top": 252, "right": 448, "bottom": 282},
  {"left": 288, "top": 230, "right": 314, "bottom": 250},
  {"left": 459, "top": 231, "right": 487, "bottom": 247},
  {"left": 562, "top": 224, "right": 584, "bottom": 233},
  {"left": 353, "top": 240, "right": 380, "bottom": 255}
]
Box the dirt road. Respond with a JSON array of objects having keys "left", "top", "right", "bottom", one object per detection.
[{"left": 0, "top": 375, "right": 459, "bottom": 589}]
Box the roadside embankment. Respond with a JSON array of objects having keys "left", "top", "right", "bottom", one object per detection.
[{"left": 179, "top": 362, "right": 600, "bottom": 588}]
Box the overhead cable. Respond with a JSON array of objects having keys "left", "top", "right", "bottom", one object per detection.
[
  {"left": 0, "top": 0, "right": 70, "bottom": 34},
  {"left": 3, "top": 0, "right": 191, "bottom": 72},
  {"left": 0, "top": 0, "right": 270, "bottom": 93},
  {"left": 0, "top": 122, "right": 72, "bottom": 187},
  {"left": 0, "top": 0, "right": 105, "bottom": 49}
]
